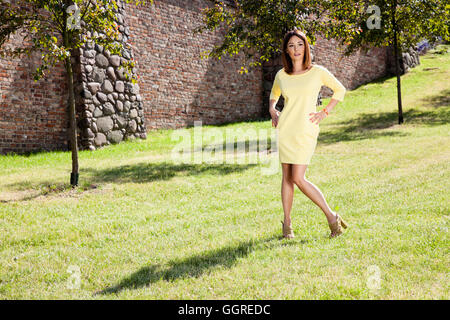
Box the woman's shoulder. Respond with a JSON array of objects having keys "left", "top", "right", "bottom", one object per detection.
[
  {"left": 312, "top": 64, "right": 335, "bottom": 75},
  {"left": 276, "top": 67, "right": 285, "bottom": 76},
  {"left": 311, "top": 64, "right": 326, "bottom": 72},
  {"left": 278, "top": 64, "right": 320, "bottom": 75}
]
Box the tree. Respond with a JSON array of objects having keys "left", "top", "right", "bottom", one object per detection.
[
  {"left": 311, "top": 0, "right": 450, "bottom": 124},
  {"left": 194, "top": 0, "right": 330, "bottom": 74},
  {"left": 196, "top": 1, "right": 449, "bottom": 124},
  {"left": 0, "top": 0, "right": 152, "bottom": 187}
]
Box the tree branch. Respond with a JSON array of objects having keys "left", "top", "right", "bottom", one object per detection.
[{"left": 80, "top": 0, "right": 93, "bottom": 22}]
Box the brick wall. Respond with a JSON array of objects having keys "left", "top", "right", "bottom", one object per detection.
[
  {"left": 1, "top": 0, "right": 396, "bottom": 155},
  {"left": 314, "top": 34, "right": 388, "bottom": 92},
  {"left": 124, "top": 0, "right": 263, "bottom": 130},
  {"left": 0, "top": 31, "right": 69, "bottom": 155}
]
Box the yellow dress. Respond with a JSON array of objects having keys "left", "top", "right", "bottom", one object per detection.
[{"left": 270, "top": 64, "right": 346, "bottom": 164}]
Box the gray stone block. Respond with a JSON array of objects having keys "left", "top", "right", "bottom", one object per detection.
[
  {"left": 107, "top": 130, "right": 123, "bottom": 144},
  {"left": 109, "top": 55, "right": 121, "bottom": 67},
  {"left": 116, "top": 100, "right": 124, "bottom": 112},
  {"left": 94, "top": 132, "right": 107, "bottom": 146},
  {"left": 97, "top": 92, "right": 108, "bottom": 103},
  {"left": 87, "top": 82, "right": 101, "bottom": 94},
  {"left": 106, "top": 67, "right": 116, "bottom": 81},
  {"left": 102, "top": 80, "right": 114, "bottom": 93},
  {"left": 96, "top": 116, "right": 114, "bottom": 133},
  {"left": 93, "top": 107, "right": 103, "bottom": 117},
  {"left": 95, "top": 53, "right": 109, "bottom": 68},
  {"left": 92, "top": 68, "right": 106, "bottom": 83},
  {"left": 103, "top": 102, "right": 115, "bottom": 115},
  {"left": 115, "top": 81, "right": 125, "bottom": 93}
]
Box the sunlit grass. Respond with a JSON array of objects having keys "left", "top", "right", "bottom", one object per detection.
[{"left": 0, "top": 45, "right": 448, "bottom": 299}]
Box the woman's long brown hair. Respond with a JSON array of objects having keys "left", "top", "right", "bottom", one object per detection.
[{"left": 281, "top": 30, "right": 312, "bottom": 75}]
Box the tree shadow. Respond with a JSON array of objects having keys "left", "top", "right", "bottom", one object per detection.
[
  {"left": 96, "top": 234, "right": 312, "bottom": 296},
  {"left": 350, "top": 73, "right": 397, "bottom": 91},
  {"left": 194, "top": 137, "right": 275, "bottom": 153},
  {"left": 318, "top": 111, "right": 404, "bottom": 144},
  {"left": 418, "top": 89, "right": 450, "bottom": 109},
  {"left": 0, "top": 180, "right": 100, "bottom": 203},
  {"left": 183, "top": 116, "right": 270, "bottom": 128},
  {"left": 3, "top": 161, "right": 257, "bottom": 201},
  {"left": 4, "top": 88, "right": 447, "bottom": 200},
  {"left": 80, "top": 161, "right": 257, "bottom": 184},
  {"left": 318, "top": 101, "right": 450, "bottom": 145}
]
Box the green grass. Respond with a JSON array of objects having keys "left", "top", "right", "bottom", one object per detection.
[{"left": 0, "top": 45, "right": 449, "bottom": 300}]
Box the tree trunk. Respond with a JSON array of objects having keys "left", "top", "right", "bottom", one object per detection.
[
  {"left": 64, "top": 24, "right": 79, "bottom": 187},
  {"left": 65, "top": 55, "right": 79, "bottom": 187},
  {"left": 393, "top": 0, "right": 404, "bottom": 124}
]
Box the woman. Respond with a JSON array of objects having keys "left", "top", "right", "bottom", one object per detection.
[{"left": 269, "top": 29, "right": 348, "bottom": 239}]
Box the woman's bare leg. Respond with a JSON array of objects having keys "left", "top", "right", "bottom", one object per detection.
[
  {"left": 291, "top": 164, "right": 337, "bottom": 225},
  {"left": 281, "top": 163, "right": 294, "bottom": 226}
]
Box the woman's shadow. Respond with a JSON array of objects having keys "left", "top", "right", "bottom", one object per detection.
[{"left": 96, "top": 234, "right": 310, "bottom": 296}]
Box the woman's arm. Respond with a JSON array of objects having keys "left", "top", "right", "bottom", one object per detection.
[
  {"left": 310, "top": 98, "right": 341, "bottom": 125},
  {"left": 310, "top": 67, "right": 346, "bottom": 124},
  {"left": 269, "top": 72, "right": 282, "bottom": 127},
  {"left": 269, "top": 98, "right": 278, "bottom": 111},
  {"left": 269, "top": 99, "right": 280, "bottom": 127},
  {"left": 320, "top": 66, "right": 346, "bottom": 103},
  {"left": 324, "top": 98, "right": 339, "bottom": 114}
]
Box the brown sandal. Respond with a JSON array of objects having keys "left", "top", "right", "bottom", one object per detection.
[
  {"left": 328, "top": 214, "right": 348, "bottom": 238},
  {"left": 281, "top": 221, "right": 295, "bottom": 239}
]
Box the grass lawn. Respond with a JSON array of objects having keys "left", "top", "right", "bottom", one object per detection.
[{"left": 0, "top": 45, "right": 449, "bottom": 300}]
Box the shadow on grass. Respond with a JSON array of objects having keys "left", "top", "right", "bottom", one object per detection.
[
  {"left": 0, "top": 181, "right": 92, "bottom": 203},
  {"left": 3, "top": 88, "right": 448, "bottom": 201},
  {"left": 348, "top": 73, "right": 397, "bottom": 91},
  {"left": 193, "top": 138, "right": 275, "bottom": 153},
  {"left": 319, "top": 101, "right": 450, "bottom": 145},
  {"left": 96, "top": 234, "right": 309, "bottom": 296},
  {"left": 194, "top": 89, "right": 450, "bottom": 149},
  {"left": 418, "top": 89, "right": 450, "bottom": 109},
  {"left": 3, "top": 161, "right": 257, "bottom": 201},
  {"left": 80, "top": 161, "right": 257, "bottom": 184}
]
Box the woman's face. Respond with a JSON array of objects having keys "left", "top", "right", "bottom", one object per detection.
[{"left": 286, "top": 35, "right": 305, "bottom": 63}]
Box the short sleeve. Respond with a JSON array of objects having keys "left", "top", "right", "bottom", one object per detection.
[
  {"left": 320, "top": 66, "right": 346, "bottom": 102},
  {"left": 269, "top": 70, "right": 282, "bottom": 103}
]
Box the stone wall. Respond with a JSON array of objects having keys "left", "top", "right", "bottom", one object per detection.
[
  {"left": 0, "top": 0, "right": 419, "bottom": 155},
  {"left": 75, "top": 0, "right": 147, "bottom": 151},
  {"left": 0, "top": 0, "right": 262, "bottom": 154},
  {"left": 386, "top": 46, "right": 420, "bottom": 75}
]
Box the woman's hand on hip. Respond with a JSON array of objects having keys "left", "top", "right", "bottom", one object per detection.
[
  {"left": 270, "top": 109, "right": 280, "bottom": 128},
  {"left": 309, "top": 110, "right": 327, "bottom": 125}
]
